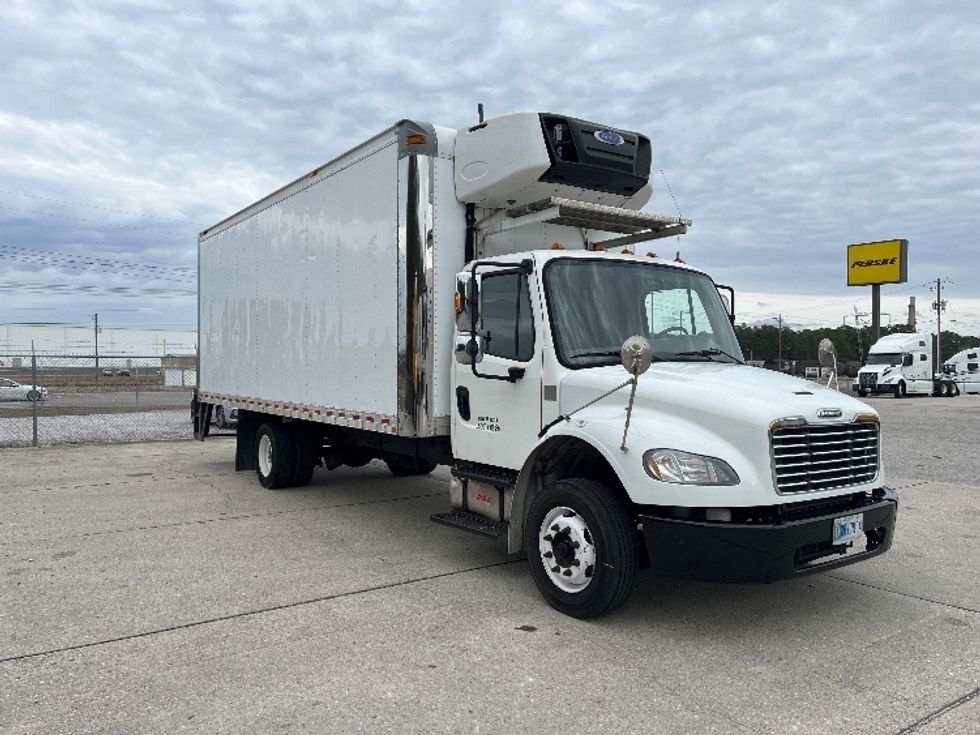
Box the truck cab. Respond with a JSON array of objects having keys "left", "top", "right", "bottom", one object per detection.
[
  {"left": 853, "top": 332, "right": 933, "bottom": 397},
  {"left": 944, "top": 346, "right": 980, "bottom": 395}
]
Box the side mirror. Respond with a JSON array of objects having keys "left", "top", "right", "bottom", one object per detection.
[
  {"left": 621, "top": 336, "right": 653, "bottom": 376},
  {"left": 902, "top": 354, "right": 913, "bottom": 367},
  {"left": 454, "top": 335, "right": 483, "bottom": 364},
  {"left": 455, "top": 272, "right": 478, "bottom": 332}
]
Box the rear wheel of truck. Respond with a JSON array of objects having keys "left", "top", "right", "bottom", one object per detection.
[
  {"left": 256, "top": 423, "right": 296, "bottom": 489},
  {"left": 384, "top": 456, "right": 437, "bottom": 477},
  {"left": 525, "top": 478, "right": 638, "bottom": 619}
]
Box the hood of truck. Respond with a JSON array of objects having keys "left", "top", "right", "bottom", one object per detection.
[
  {"left": 858, "top": 363, "right": 898, "bottom": 374},
  {"left": 857, "top": 364, "right": 902, "bottom": 382},
  {"left": 556, "top": 363, "right": 879, "bottom": 506}
]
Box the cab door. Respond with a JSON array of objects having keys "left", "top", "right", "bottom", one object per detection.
[{"left": 452, "top": 266, "right": 542, "bottom": 470}]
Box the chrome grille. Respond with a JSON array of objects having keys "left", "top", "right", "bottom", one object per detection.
[
  {"left": 859, "top": 373, "right": 877, "bottom": 390},
  {"left": 771, "top": 421, "right": 879, "bottom": 494}
]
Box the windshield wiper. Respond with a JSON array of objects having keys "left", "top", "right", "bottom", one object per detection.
[
  {"left": 674, "top": 348, "right": 744, "bottom": 364},
  {"left": 570, "top": 350, "right": 621, "bottom": 359},
  {"left": 571, "top": 349, "right": 662, "bottom": 361}
]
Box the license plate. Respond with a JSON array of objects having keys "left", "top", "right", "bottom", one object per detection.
[{"left": 833, "top": 513, "right": 864, "bottom": 545}]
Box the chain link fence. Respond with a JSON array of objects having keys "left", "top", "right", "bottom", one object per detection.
[{"left": 0, "top": 353, "right": 197, "bottom": 447}]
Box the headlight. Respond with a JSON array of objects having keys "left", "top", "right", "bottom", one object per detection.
[{"left": 643, "top": 449, "right": 739, "bottom": 485}]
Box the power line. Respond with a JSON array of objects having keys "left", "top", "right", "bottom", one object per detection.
[
  {"left": 0, "top": 189, "right": 204, "bottom": 226},
  {"left": 0, "top": 244, "right": 195, "bottom": 282},
  {"left": 0, "top": 282, "right": 195, "bottom": 299},
  {"left": 0, "top": 203, "right": 193, "bottom": 237}
]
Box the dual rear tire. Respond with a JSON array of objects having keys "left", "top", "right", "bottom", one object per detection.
[
  {"left": 255, "top": 422, "right": 436, "bottom": 488},
  {"left": 256, "top": 423, "right": 316, "bottom": 489}
]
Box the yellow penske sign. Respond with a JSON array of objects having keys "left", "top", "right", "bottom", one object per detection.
[{"left": 847, "top": 239, "right": 908, "bottom": 286}]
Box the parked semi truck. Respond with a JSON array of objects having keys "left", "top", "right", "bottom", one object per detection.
[
  {"left": 853, "top": 332, "right": 961, "bottom": 398},
  {"left": 193, "top": 111, "right": 897, "bottom": 618},
  {"left": 944, "top": 346, "right": 980, "bottom": 395}
]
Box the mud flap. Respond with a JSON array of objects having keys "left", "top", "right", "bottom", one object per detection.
[{"left": 192, "top": 395, "right": 212, "bottom": 440}]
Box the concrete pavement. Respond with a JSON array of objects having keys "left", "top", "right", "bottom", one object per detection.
[{"left": 1, "top": 397, "right": 978, "bottom": 734}]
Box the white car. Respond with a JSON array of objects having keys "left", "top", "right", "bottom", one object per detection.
[{"left": 0, "top": 377, "right": 48, "bottom": 401}]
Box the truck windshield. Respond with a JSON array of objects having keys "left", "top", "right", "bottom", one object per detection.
[
  {"left": 544, "top": 259, "right": 744, "bottom": 368},
  {"left": 867, "top": 353, "right": 902, "bottom": 365}
]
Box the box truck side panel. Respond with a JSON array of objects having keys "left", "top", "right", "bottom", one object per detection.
[{"left": 200, "top": 141, "right": 400, "bottom": 423}]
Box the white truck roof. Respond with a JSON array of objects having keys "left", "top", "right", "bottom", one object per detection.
[{"left": 868, "top": 333, "right": 930, "bottom": 353}]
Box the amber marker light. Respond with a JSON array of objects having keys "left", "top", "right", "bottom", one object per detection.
[
  {"left": 551, "top": 242, "right": 565, "bottom": 250},
  {"left": 454, "top": 292, "right": 463, "bottom": 313},
  {"left": 406, "top": 134, "right": 426, "bottom": 145}
]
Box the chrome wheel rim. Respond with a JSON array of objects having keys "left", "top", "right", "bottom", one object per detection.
[
  {"left": 538, "top": 506, "right": 597, "bottom": 593},
  {"left": 258, "top": 434, "right": 273, "bottom": 477}
]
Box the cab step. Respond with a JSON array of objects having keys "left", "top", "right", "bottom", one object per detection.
[{"left": 430, "top": 511, "right": 509, "bottom": 539}]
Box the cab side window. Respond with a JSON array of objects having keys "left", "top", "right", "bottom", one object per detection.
[{"left": 479, "top": 272, "right": 534, "bottom": 362}]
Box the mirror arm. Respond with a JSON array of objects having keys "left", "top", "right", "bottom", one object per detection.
[{"left": 716, "top": 283, "right": 736, "bottom": 325}]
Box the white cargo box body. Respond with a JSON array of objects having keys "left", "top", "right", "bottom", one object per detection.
[{"left": 198, "top": 121, "right": 464, "bottom": 438}]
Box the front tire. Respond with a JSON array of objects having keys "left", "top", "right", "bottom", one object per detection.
[
  {"left": 896, "top": 381, "right": 906, "bottom": 398},
  {"left": 525, "top": 478, "right": 638, "bottom": 619},
  {"left": 857, "top": 389, "right": 867, "bottom": 398},
  {"left": 255, "top": 423, "right": 296, "bottom": 489}
]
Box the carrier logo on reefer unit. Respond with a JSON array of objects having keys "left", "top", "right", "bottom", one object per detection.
[
  {"left": 817, "top": 408, "right": 843, "bottom": 419},
  {"left": 594, "top": 129, "right": 625, "bottom": 145}
]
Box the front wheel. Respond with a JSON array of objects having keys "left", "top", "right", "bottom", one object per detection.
[
  {"left": 525, "top": 478, "right": 638, "bottom": 619},
  {"left": 896, "top": 381, "right": 906, "bottom": 398}
]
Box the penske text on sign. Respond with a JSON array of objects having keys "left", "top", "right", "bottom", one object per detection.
[{"left": 847, "top": 239, "right": 908, "bottom": 286}]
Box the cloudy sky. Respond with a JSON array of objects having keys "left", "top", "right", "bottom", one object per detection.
[{"left": 1, "top": 0, "right": 978, "bottom": 338}]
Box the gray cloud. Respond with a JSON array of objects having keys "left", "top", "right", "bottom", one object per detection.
[{"left": 1, "top": 0, "right": 978, "bottom": 334}]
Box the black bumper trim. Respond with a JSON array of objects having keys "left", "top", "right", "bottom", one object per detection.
[{"left": 639, "top": 489, "right": 898, "bottom": 583}]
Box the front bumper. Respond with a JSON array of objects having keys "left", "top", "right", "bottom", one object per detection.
[{"left": 639, "top": 489, "right": 897, "bottom": 583}]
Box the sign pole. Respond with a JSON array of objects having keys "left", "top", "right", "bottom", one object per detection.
[{"left": 872, "top": 284, "right": 881, "bottom": 342}]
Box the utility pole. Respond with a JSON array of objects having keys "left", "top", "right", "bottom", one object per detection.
[
  {"left": 851, "top": 306, "right": 868, "bottom": 363},
  {"left": 931, "top": 278, "right": 948, "bottom": 371},
  {"left": 908, "top": 296, "right": 916, "bottom": 330},
  {"left": 90, "top": 312, "right": 100, "bottom": 371},
  {"left": 772, "top": 314, "right": 784, "bottom": 371}
]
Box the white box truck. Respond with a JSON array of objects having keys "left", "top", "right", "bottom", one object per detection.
[
  {"left": 193, "top": 112, "right": 897, "bottom": 618},
  {"left": 854, "top": 332, "right": 962, "bottom": 397}
]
